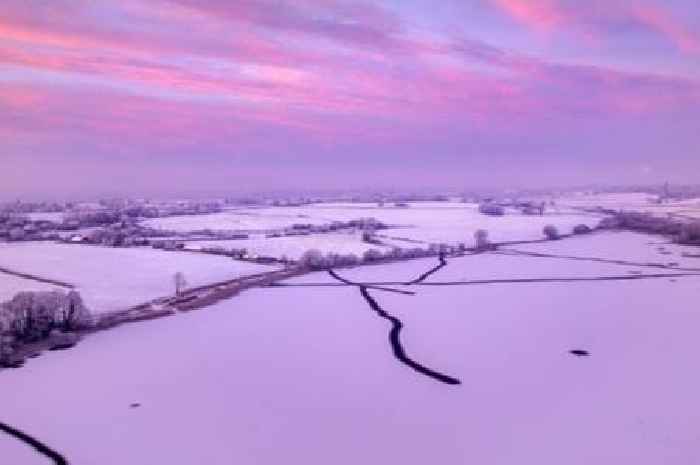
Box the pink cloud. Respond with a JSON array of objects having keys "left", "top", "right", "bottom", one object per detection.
[
  {"left": 490, "top": 0, "right": 567, "bottom": 31},
  {"left": 1, "top": 0, "right": 699, "bottom": 176},
  {"left": 633, "top": 5, "right": 700, "bottom": 54},
  {"left": 489, "top": 0, "right": 700, "bottom": 55}
]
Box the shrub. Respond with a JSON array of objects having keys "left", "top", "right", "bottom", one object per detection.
[
  {"left": 1, "top": 290, "right": 92, "bottom": 345},
  {"left": 299, "top": 249, "right": 326, "bottom": 269},
  {"left": 597, "top": 217, "right": 621, "bottom": 229},
  {"left": 478, "top": 203, "right": 505, "bottom": 216},
  {"left": 572, "top": 224, "right": 592, "bottom": 235},
  {"left": 675, "top": 222, "right": 700, "bottom": 245},
  {"left": 474, "top": 229, "right": 490, "bottom": 250},
  {"left": 543, "top": 225, "right": 560, "bottom": 240},
  {"left": 362, "top": 248, "right": 384, "bottom": 262}
]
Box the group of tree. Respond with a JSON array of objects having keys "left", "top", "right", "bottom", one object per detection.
[
  {"left": 1, "top": 290, "right": 92, "bottom": 366},
  {"left": 597, "top": 211, "right": 700, "bottom": 245},
  {"left": 543, "top": 225, "right": 561, "bottom": 240},
  {"left": 298, "top": 250, "right": 361, "bottom": 269},
  {"left": 298, "top": 243, "right": 469, "bottom": 270},
  {"left": 478, "top": 202, "right": 506, "bottom": 216}
]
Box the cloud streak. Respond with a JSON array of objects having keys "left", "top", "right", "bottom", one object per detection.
[
  {"left": 490, "top": 0, "right": 700, "bottom": 55},
  {"left": 0, "top": 0, "right": 698, "bottom": 196}
]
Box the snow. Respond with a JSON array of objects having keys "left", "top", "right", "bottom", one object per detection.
[
  {"left": 0, "top": 273, "right": 62, "bottom": 302},
  {"left": 185, "top": 231, "right": 390, "bottom": 259},
  {"left": 261, "top": 203, "right": 600, "bottom": 245},
  {"left": 503, "top": 231, "right": 700, "bottom": 269},
  {"left": 558, "top": 192, "right": 700, "bottom": 219},
  {"left": 142, "top": 210, "right": 329, "bottom": 232},
  {"left": 145, "top": 202, "right": 600, "bottom": 246},
  {"left": 0, "top": 242, "right": 276, "bottom": 313},
  {"left": 55, "top": 227, "right": 101, "bottom": 240},
  {"left": 2, "top": 232, "right": 699, "bottom": 464},
  {"left": 25, "top": 212, "right": 65, "bottom": 222},
  {"left": 288, "top": 232, "right": 689, "bottom": 285}
]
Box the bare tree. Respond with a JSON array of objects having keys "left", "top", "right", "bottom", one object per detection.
[
  {"left": 474, "top": 229, "right": 490, "bottom": 250},
  {"left": 362, "top": 248, "right": 384, "bottom": 262},
  {"left": 299, "top": 249, "right": 325, "bottom": 269},
  {"left": 174, "top": 272, "right": 188, "bottom": 296},
  {"left": 61, "top": 290, "right": 92, "bottom": 331},
  {"left": 572, "top": 224, "right": 592, "bottom": 235},
  {"left": 543, "top": 224, "right": 560, "bottom": 240}
]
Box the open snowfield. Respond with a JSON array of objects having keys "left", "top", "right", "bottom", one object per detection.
[
  {"left": 2, "top": 232, "right": 700, "bottom": 464},
  {"left": 145, "top": 202, "right": 600, "bottom": 245},
  {"left": 186, "top": 231, "right": 391, "bottom": 259},
  {"left": 142, "top": 210, "right": 330, "bottom": 232},
  {"left": 248, "top": 203, "right": 602, "bottom": 244},
  {"left": 0, "top": 272, "right": 62, "bottom": 302},
  {"left": 0, "top": 242, "right": 276, "bottom": 313},
  {"left": 558, "top": 192, "right": 700, "bottom": 219},
  {"left": 504, "top": 231, "right": 700, "bottom": 269},
  {"left": 288, "top": 231, "right": 698, "bottom": 285},
  {"left": 25, "top": 212, "right": 65, "bottom": 222}
]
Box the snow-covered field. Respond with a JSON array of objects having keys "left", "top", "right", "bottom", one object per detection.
[
  {"left": 0, "top": 242, "right": 276, "bottom": 313},
  {"left": 25, "top": 211, "right": 65, "bottom": 222},
  {"left": 0, "top": 272, "right": 62, "bottom": 302},
  {"left": 186, "top": 231, "right": 391, "bottom": 259},
  {"left": 142, "top": 210, "right": 330, "bottom": 232},
  {"left": 2, "top": 232, "right": 700, "bottom": 464},
  {"left": 558, "top": 192, "right": 700, "bottom": 219},
  {"left": 504, "top": 231, "right": 700, "bottom": 269},
  {"left": 146, "top": 202, "right": 601, "bottom": 245}
]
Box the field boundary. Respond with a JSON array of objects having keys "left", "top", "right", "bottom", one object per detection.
[{"left": 0, "top": 267, "right": 74, "bottom": 289}]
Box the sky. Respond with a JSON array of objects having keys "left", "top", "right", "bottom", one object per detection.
[{"left": 1, "top": 0, "right": 699, "bottom": 198}]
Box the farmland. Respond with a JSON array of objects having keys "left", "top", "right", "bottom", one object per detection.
[
  {"left": 2, "top": 228, "right": 699, "bottom": 464},
  {"left": 0, "top": 242, "right": 275, "bottom": 313},
  {"left": 2, "top": 195, "right": 700, "bottom": 464}
]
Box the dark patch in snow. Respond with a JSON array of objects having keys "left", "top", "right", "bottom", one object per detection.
[
  {"left": 0, "top": 422, "right": 68, "bottom": 465},
  {"left": 130, "top": 403, "right": 141, "bottom": 408},
  {"left": 569, "top": 350, "right": 590, "bottom": 357}
]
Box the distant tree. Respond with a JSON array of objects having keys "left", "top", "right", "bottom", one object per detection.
[
  {"left": 543, "top": 225, "right": 560, "bottom": 240},
  {"left": 675, "top": 222, "right": 700, "bottom": 245},
  {"left": 0, "top": 306, "right": 14, "bottom": 361},
  {"left": 8, "top": 227, "right": 25, "bottom": 241},
  {"left": 60, "top": 290, "right": 91, "bottom": 331},
  {"left": 361, "top": 231, "right": 376, "bottom": 244},
  {"left": 2, "top": 290, "right": 90, "bottom": 342},
  {"left": 474, "top": 229, "right": 490, "bottom": 250},
  {"left": 572, "top": 224, "right": 592, "bottom": 235},
  {"left": 299, "top": 249, "right": 326, "bottom": 269},
  {"left": 597, "top": 217, "right": 621, "bottom": 230},
  {"left": 174, "top": 272, "right": 188, "bottom": 296},
  {"left": 478, "top": 203, "right": 505, "bottom": 216},
  {"left": 362, "top": 248, "right": 384, "bottom": 262},
  {"left": 537, "top": 202, "right": 546, "bottom": 215}
]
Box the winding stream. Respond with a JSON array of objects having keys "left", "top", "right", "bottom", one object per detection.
[{"left": 328, "top": 256, "right": 462, "bottom": 386}]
